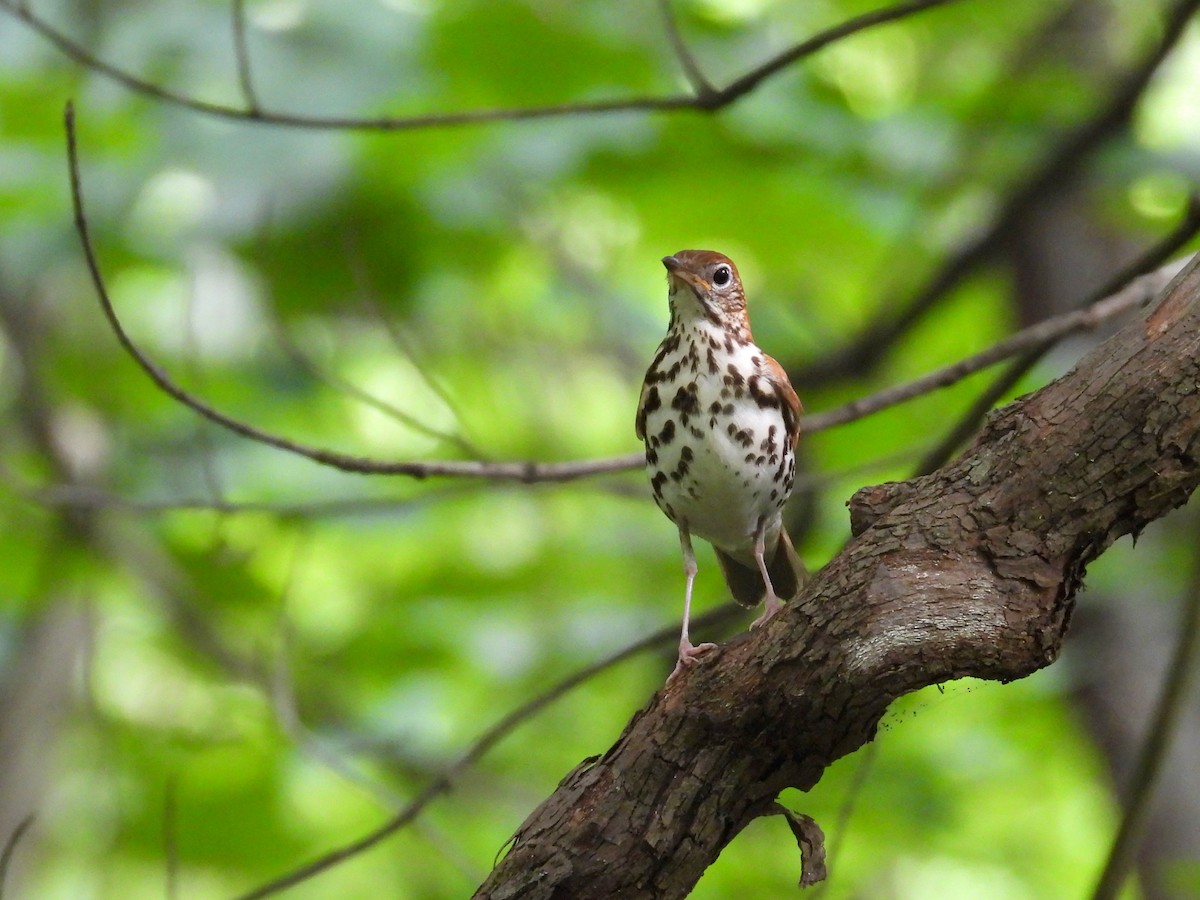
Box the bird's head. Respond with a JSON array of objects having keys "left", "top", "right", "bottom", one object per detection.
[{"left": 662, "top": 250, "right": 749, "bottom": 330}]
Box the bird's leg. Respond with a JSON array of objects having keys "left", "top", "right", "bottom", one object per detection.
[
  {"left": 750, "top": 517, "right": 785, "bottom": 629},
  {"left": 668, "top": 525, "right": 717, "bottom": 682}
]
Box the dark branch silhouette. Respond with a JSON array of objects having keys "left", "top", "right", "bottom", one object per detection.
[
  {"left": 235, "top": 605, "right": 743, "bottom": 900},
  {"left": 64, "top": 106, "right": 1191, "bottom": 483},
  {"left": 7, "top": 0, "right": 959, "bottom": 131},
  {"left": 794, "top": 0, "right": 1200, "bottom": 387},
  {"left": 914, "top": 196, "right": 1200, "bottom": 475},
  {"left": 0, "top": 814, "right": 34, "bottom": 900},
  {"left": 1090, "top": 528, "right": 1200, "bottom": 900}
]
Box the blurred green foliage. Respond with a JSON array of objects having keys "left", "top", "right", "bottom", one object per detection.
[{"left": 0, "top": 0, "right": 1197, "bottom": 897}]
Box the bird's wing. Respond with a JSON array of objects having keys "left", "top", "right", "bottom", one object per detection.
[{"left": 764, "top": 355, "right": 802, "bottom": 447}]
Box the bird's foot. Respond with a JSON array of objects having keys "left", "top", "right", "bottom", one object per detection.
[
  {"left": 666, "top": 640, "right": 718, "bottom": 684},
  {"left": 750, "top": 593, "right": 785, "bottom": 630}
]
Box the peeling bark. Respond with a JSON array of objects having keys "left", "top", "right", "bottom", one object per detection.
[{"left": 476, "top": 255, "right": 1200, "bottom": 900}]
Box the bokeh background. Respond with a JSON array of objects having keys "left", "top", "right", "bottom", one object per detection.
[{"left": 1, "top": 0, "right": 1199, "bottom": 897}]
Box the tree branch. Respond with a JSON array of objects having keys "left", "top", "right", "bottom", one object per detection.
[
  {"left": 10, "top": 0, "right": 960, "bottom": 131},
  {"left": 67, "top": 100, "right": 1190, "bottom": 490},
  {"left": 229, "top": 0, "right": 260, "bottom": 113},
  {"left": 914, "top": 196, "right": 1200, "bottom": 475},
  {"left": 1090, "top": 519, "right": 1200, "bottom": 900},
  {"left": 0, "top": 814, "right": 33, "bottom": 900},
  {"left": 235, "top": 605, "right": 743, "bottom": 900},
  {"left": 794, "top": 0, "right": 1200, "bottom": 386},
  {"left": 471, "top": 253, "right": 1200, "bottom": 898}
]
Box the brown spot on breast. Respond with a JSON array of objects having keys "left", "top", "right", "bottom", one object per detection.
[
  {"left": 670, "top": 383, "right": 700, "bottom": 424},
  {"left": 658, "top": 419, "right": 676, "bottom": 445},
  {"left": 650, "top": 471, "right": 667, "bottom": 497},
  {"left": 760, "top": 426, "right": 777, "bottom": 453}
]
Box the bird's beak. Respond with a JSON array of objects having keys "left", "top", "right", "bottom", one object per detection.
[{"left": 662, "top": 256, "right": 705, "bottom": 291}]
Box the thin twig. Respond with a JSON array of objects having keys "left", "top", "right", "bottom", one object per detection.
[
  {"left": 0, "top": 814, "right": 34, "bottom": 900},
  {"left": 233, "top": 604, "right": 743, "bottom": 899},
  {"left": 12, "top": 0, "right": 961, "bottom": 131},
  {"left": 802, "top": 256, "right": 1188, "bottom": 434},
  {"left": 795, "top": 0, "right": 1200, "bottom": 386},
  {"left": 230, "top": 0, "right": 260, "bottom": 113},
  {"left": 15, "top": 479, "right": 465, "bottom": 517},
  {"left": 63, "top": 113, "right": 1189, "bottom": 485},
  {"left": 656, "top": 0, "right": 715, "bottom": 97},
  {"left": 808, "top": 740, "right": 879, "bottom": 898},
  {"left": 1091, "top": 527, "right": 1200, "bottom": 900},
  {"left": 344, "top": 235, "right": 482, "bottom": 454},
  {"left": 914, "top": 196, "right": 1200, "bottom": 475},
  {"left": 268, "top": 306, "right": 484, "bottom": 458},
  {"left": 63, "top": 102, "right": 640, "bottom": 482}
]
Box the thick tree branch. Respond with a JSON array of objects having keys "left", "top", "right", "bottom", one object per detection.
[{"left": 473, "top": 254, "right": 1200, "bottom": 898}]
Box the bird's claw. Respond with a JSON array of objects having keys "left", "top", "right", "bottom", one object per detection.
[
  {"left": 667, "top": 641, "right": 718, "bottom": 684},
  {"left": 750, "top": 594, "right": 784, "bottom": 630}
]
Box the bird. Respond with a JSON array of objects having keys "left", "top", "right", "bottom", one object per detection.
[{"left": 636, "top": 250, "right": 805, "bottom": 680}]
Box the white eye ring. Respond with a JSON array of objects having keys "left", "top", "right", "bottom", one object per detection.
[{"left": 712, "top": 265, "right": 732, "bottom": 287}]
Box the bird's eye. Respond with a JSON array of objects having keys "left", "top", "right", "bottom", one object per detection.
[{"left": 712, "top": 265, "right": 732, "bottom": 287}]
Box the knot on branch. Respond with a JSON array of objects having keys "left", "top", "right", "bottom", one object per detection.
[{"left": 847, "top": 480, "right": 918, "bottom": 535}]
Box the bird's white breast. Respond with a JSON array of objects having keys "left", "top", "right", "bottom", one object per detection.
[{"left": 641, "top": 321, "right": 795, "bottom": 554}]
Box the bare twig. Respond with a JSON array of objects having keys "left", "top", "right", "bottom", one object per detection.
[
  {"left": 63, "top": 102, "right": 640, "bottom": 482},
  {"left": 344, "top": 236, "right": 482, "bottom": 452},
  {"left": 267, "top": 307, "right": 484, "bottom": 458},
  {"left": 233, "top": 603, "right": 743, "bottom": 899},
  {"left": 13, "top": 479, "right": 465, "bottom": 517},
  {"left": 1090, "top": 529, "right": 1200, "bottom": 900},
  {"left": 795, "top": 0, "right": 1200, "bottom": 386},
  {"left": 230, "top": 0, "right": 260, "bottom": 113},
  {"left": 12, "top": 0, "right": 960, "bottom": 131},
  {"left": 656, "top": 0, "right": 715, "bottom": 97},
  {"left": 63, "top": 109, "right": 1189, "bottom": 485},
  {"left": 0, "top": 814, "right": 34, "bottom": 900},
  {"left": 802, "top": 256, "right": 1188, "bottom": 433},
  {"left": 914, "top": 196, "right": 1200, "bottom": 475}
]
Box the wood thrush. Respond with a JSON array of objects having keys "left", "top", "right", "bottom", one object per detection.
[{"left": 637, "top": 250, "right": 805, "bottom": 680}]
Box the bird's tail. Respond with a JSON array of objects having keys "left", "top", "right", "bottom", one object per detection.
[{"left": 714, "top": 528, "right": 806, "bottom": 608}]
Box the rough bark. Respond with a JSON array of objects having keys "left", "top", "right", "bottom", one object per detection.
[{"left": 475, "top": 255, "right": 1200, "bottom": 899}]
